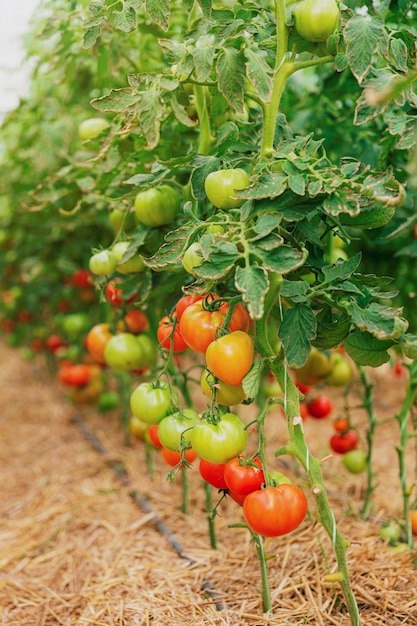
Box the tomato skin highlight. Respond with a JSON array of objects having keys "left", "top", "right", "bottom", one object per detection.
[
  {"left": 243, "top": 484, "right": 308, "bottom": 537},
  {"left": 205, "top": 330, "right": 254, "bottom": 386},
  {"left": 223, "top": 456, "right": 265, "bottom": 496},
  {"left": 190, "top": 413, "right": 248, "bottom": 464}
]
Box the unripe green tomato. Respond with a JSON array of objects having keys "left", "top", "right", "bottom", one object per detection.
[
  {"left": 342, "top": 449, "right": 367, "bottom": 474},
  {"left": 89, "top": 249, "right": 118, "bottom": 275},
  {"left": 182, "top": 242, "right": 203, "bottom": 276},
  {"left": 200, "top": 369, "right": 247, "bottom": 406},
  {"left": 130, "top": 382, "right": 176, "bottom": 424},
  {"left": 157, "top": 409, "right": 200, "bottom": 451},
  {"left": 103, "top": 333, "right": 145, "bottom": 372},
  {"left": 97, "top": 390, "right": 120, "bottom": 412},
  {"left": 268, "top": 470, "right": 292, "bottom": 486},
  {"left": 204, "top": 168, "right": 249, "bottom": 209},
  {"left": 206, "top": 224, "right": 225, "bottom": 235},
  {"left": 136, "top": 333, "right": 158, "bottom": 369},
  {"left": 325, "top": 354, "right": 353, "bottom": 387},
  {"left": 78, "top": 117, "right": 110, "bottom": 141},
  {"left": 112, "top": 241, "right": 145, "bottom": 274},
  {"left": 134, "top": 185, "right": 181, "bottom": 227},
  {"left": 294, "top": 0, "right": 340, "bottom": 43},
  {"left": 379, "top": 523, "right": 401, "bottom": 543}
]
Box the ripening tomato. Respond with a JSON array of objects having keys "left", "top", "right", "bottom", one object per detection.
[
  {"left": 204, "top": 168, "right": 249, "bottom": 209},
  {"left": 179, "top": 294, "right": 250, "bottom": 353},
  {"left": 71, "top": 269, "right": 93, "bottom": 289},
  {"left": 129, "top": 415, "right": 148, "bottom": 441},
  {"left": 200, "top": 369, "right": 246, "bottom": 406},
  {"left": 134, "top": 185, "right": 181, "bottom": 227},
  {"left": 306, "top": 394, "right": 333, "bottom": 419},
  {"left": 157, "top": 409, "right": 200, "bottom": 451},
  {"left": 85, "top": 323, "right": 113, "bottom": 364},
  {"left": 293, "top": 0, "right": 340, "bottom": 43},
  {"left": 157, "top": 316, "right": 188, "bottom": 353},
  {"left": 130, "top": 381, "right": 176, "bottom": 424},
  {"left": 147, "top": 424, "right": 163, "bottom": 449},
  {"left": 224, "top": 456, "right": 265, "bottom": 496},
  {"left": 105, "top": 278, "right": 137, "bottom": 307},
  {"left": 330, "top": 430, "right": 359, "bottom": 454},
  {"left": 243, "top": 484, "right": 308, "bottom": 537},
  {"left": 205, "top": 330, "right": 254, "bottom": 386},
  {"left": 199, "top": 459, "right": 228, "bottom": 490},
  {"left": 59, "top": 363, "right": 91, "bottom": 387},
  {"left": 190, "top": 412, "right": 248, "bottom": 464},
  {"left": 161, "top": 446, "right": 198, "bottom": 466},
  {"left": 103, "top": 332, "right": 146, "bottom": 372},
  {"left": 332, "top": 417, "right": 349, "bottom": 433},
  {"left": 123, "top": 309, "right": 149, "bottom": 334},
  {"left": 409, "top": 510, "right": 417, "bottom": 535},
  {"left": 175, "top": 294, "right": 205, "bottom": 321},
  {"left": 46, "top": 334, "right": 68, "bottom": 352}
]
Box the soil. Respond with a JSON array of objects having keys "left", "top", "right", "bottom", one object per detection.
[{"left": 1, "top": 338, "right": 417, "bottom": 626}]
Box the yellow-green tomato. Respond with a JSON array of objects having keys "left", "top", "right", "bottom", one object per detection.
[
  {"left": 78, "top": 117, "right": 110, "bottom": 141},
  {"left": 103, "top": 333, "right": 145, "bottom": 372},
  {"left": 182, "top": 242, "right": 203, "bottom": 276},
  {"left": 200, "top": 369, "right": 247, "bottom": 406},
  {"left": 89, "top": 249, "right": 118, "bottom": 276},
  {"left": 204, "top": 168, "right": 249, "bottom": 209},
  {"left": 157, "top": 409, "right": 200, "bottom": 451},
  {"left": 294, "top": 0, "right": 340, "bottom": 43},
  {"left": 112, "top": 241, "right": 145, "bottom": 274},
  {"left": 134, "top": 185, "right": 181, "bottom": 227}
]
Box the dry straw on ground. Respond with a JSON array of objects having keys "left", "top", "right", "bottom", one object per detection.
[{"left": 1, "top": 339, "right": 417, "bottom": 625}]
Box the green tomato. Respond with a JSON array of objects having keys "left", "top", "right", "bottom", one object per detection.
[
  {"left": 89, "top": 249, "right": 118, "bottom": 276},
  {"left": 182, "top": 242, "right": 203, "bottom": 276},
  {"left": 379, "top": 523, "right": 401, "bottom": 544},
  {"left": 134, "top": 185, "right": 181, "bottom": 227},
  {"left": 294, "top": 0, "right": 340, "bottom": 43},
  {"left": 342, "top": 449, "right": 367, "bottom": 474},
  {"left": 60, "top": 313, "right": 90, "bottom": 340},
  {"left": 103, "top": 333, "right": 145, "bottom": 372},
  {"left": 130, "top": 381, "right": 176, "bottom": 424},
  {"left": 204, "top": 168, "right": 249, "bottom": 209},
  {"left": 97, "top": 391, "right": 120, "bottom": 412},
  {"left": 112, "top": 241, "right": 145, "bottom": 274},
  {"left": 78, "top": 117, "right": 110, "bottom": 141},
  {"left": 325, "top": 353, "right": 353, "bottom": 387},
  {"left": 157, "top": 409, "right": 200, "bottom": 451},
  {"left": 136, "top": 333, "right": 158, "bottom": 369},
  {"left": 267, "top": 470, "right": 292, "bottom": 486},
  {"left": 190, "top": 412, "right": 248, "bottom": 464}
]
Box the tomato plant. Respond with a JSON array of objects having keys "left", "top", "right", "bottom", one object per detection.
[{"left": 243, "top": 485, "right": 308, "bottom": 537}]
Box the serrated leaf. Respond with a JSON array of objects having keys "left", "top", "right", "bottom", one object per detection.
[
  {"left": 345, "top": 301, "right": 402, "bottom": 340},
  {"left": 344, "top": 14, "right": 385, "bottom": 83},
  {"left": 390, "top": 37, "right": 408, "bottom": 72},
  {"left": 197, "top": 0, "right": 212, "bottom": 17},
  {"left": 278, "top": 305, "right": 317, "bottom": 368},
  {"left": 322, "top": 253, "right": 362, "bottom": 283},
  {"left": 252, "top": 213, "right": 283, "bottom": 240},
  {"left": 217, "top": 48, "right": 246, "bottom": 113},
  {"left": 280, "top": 279, "right": 309, "bottom": 299},
  {"left": 195, "top": 241, "right": 240, "bottom": 280},
  {"left": 83, "top": 26, "right": 101, "bottom": 48},
  {"left": 91, "top": 89, "right": 141, "bottom": 113},
  {"left": 137, "top": 88, "right": 164, "bottom": 149},
  {"left": 113, "top": 5, "right": 137, "bottom": 32},
  {"left": 192, "top": 35, "right": 216, "bottom": 82},
  {"left": 242, "top": 359, "right": 262, "bottom": 399},
  {"left": 191, "top": 156, "right": 221, "bottom": 201},
  {"left": 244, "top": 47, "right": 273, "bottom": 103},
  {"left": 313, "top": 310, "right": 351, "bottom": 350},
  {"left": 258, "top": 245, "right": 307, "bottom": 275},
  {"left": 335, "top": 53, "right": 349, "bottom": 72},
  {"left": 170, "top": 92, "right": 198, "bottom": 128},
  {"left": 239, "top": 173, "right": 287, "bottom": 200},
  {"left": 215, "top": 121, "right": 240, "bottom": 156},
  {"left": 145, "top": 0, "right": 169, "bottom": 30},
  {"left": 145, "top": 224, "right": 195, "bottom": 270},
  {"left": 344, "top": 330, "right": 394, "bottom": 366},
  {"left": 288, "top": 173, "right": 306, "bottom": 196},
  {"left": 235, "top": 265, "right": 269, "bottom": 320}
]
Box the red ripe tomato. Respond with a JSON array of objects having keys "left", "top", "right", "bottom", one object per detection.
[
  {"left": 157, "top": 316, "right": 188, "bottom": 353},
  {"left": 71, "top": 269, "right": 93, "bottom": 289},
  {"left": 205, "top": 330, "right": 254, "bottom": 386},
  {"left": 105, "top": 278, "right": 137, "bottom": 307},
  {"left": 332, "top": 417, "right": 349, "bottom": 433},
  {"left": 329, "top": 430, "right": 359, "bottom": 454},
  {"left": 175, "top": 294, "right": 205, "bottom": 321},
  {"left": 179, "top": 293, "right": 250, "bottom": 353},
  {"left": 46, "top": 334, "right": 68, "bottom": 352},
  {"left": 306, "top": 395, "right": 333, "bottom": 419},
  {"left": 59, "top": 363, "right": 91, "bottom": 387},
  {"left": 123, "top": 309, "right": 149, "bottom": 334},
  {"left": 223, "top": 456, "right": 265, "bottom": 496},
  {"left": 161, "top": 447, "right": 198, "bottom": 466},
  {"left": 243, "top": 484, "right": 308, "bottom": 537},
  {"left": 147, "top": 424, "right": 163, "bottom": 449},
  {"left": 295, "top": 382, "right": 311, "bottom": 396},
  {"left": 199, "top": 459, "right": 228, "bottom": 490},
  {"left": 228, "top": 490, "right": 247, "bottom": 506}
]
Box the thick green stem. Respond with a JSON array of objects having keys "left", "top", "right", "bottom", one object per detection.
[
  {"left": 358, "top": 367, "right": 378, "bottom": 518},
  {"left": 251, "top": 531, "right": 272, "bottom": 613},
  {"left": 180, "top": 468, "right": 190, "bottom": 515},
  {"left": 194, "top": 84, "right": 214, "bottom": 156},
  {"left": 204, "top": 482, "right": 218, "bottom": 549}
]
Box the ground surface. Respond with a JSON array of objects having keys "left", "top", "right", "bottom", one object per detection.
[{"left": 1, "top": 339, "right": 417, "bottom": 625}]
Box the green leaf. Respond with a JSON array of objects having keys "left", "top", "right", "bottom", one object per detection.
[
  {"left": 278, "top": 305, "right": 317, "bottom": 368},
  {"left": 288, "top": 173, "right": 306, "bottom": 196},
  {"left": 322, "top": 253, "right": 362, "bottom": 283},
  {"left": 313, "top": 309, "right": 351, "bottom": 350},
  {"left": 191, "top": 156, "right": 221, "bottom": 201},
  {"left": 195, "top": 241, "right": 240, "bottom": 280},
  {"left": 192, "top": 35, "right": 216, "bottom": 82},
  {"left": 170, "top": 92, "right": 198, "bottom": 128},
  {"left": 91, "top": 88, "right": 141, "bottom": 113},
  {"left": 257, "top": 245, "right": 307, "bottom": 275},
  {"left": 244, "top": 47, "right": 273, "bottom": 103},
  {"left": 280, "top": 279, "right": 309, "bottom": 299},
  {"left": 83, "top": 26, "right": 101, "bottom": 48},
  {"left": 217, "top": 48, "right": 246, "bottom": 113},
  {"left": 113, "top": 5, "right": 137, "bottom": 32},
  {"left": 344, "top": 330, "right": 394, "bottom": 366},
  {"left": 344, "top": 14, "right": 385, "bottom": 83},
  {"left": 215, "top": 121, "right": 240, "bottom": 156},
  {"left": 345, "top": 301, "right": 404, "bottom": 340},
  {"left": 242, "top": 359, "right": 262, "bottom": 399},
  {"left": 197, "top": 0, "right": 212, "bottom": 17},
  {"left": 235, "top": 265, "right": 269, "bottom": 320},
  {"left": 137, "top": 88, "right": 164, "bottom": 149},
  {"left": 252, "top": 213, "right": 283, "bottom": 240},
  {"left": 239, "top": 173, "right": 287, "bottom": 200},
  {"left": 145, "top": 224, "right": 195, "bottom": 270},
  {"left": 390, "top": 37, "right": 409, "bottom": 72},
  {"left": 145, "top": 0, "right": 169, "bottom": 30}
]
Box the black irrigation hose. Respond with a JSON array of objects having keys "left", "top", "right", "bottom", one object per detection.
[{"left": 70, "top": 413, "right": 226, "bottom": 611}]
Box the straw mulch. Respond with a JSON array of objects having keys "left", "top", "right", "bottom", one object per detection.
[{"left": 1, "top": 339, "right": 417, "bottom": 626}]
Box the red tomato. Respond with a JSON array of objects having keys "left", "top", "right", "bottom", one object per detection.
[
  {"left": 123, "top": 309, "right": 149, "bottom": 334},
  {"left": 295, "top": 382, "right": 311, "bottom": 395},
  {"left": 46, "top": 334, "right": 68, "bottom": 352},
  {"left": 105, "top": 278, "right": 137, "bottom": 307},
  {"left": 161, "top": 447, "right": 198, "bottom": 466},
  {"left": 329, "top": 430, "right": 359, "bottom": 454},
  {"left": 332, "top": 417, "right": 349, "bottom": 433},
  {"left": 175, "top": 294, "right": 205, "bottom": 321},
  {"left": 71, "top": 269, "right": 93, "bottom": 289},
  {"left": 157, "top": 316, "right": 188, "bottom": 353},
  {"left": 243, "top": 485, "right": 308, "bottom": 537},
  {"left": 59, "top": 363, "right": 91, "bottom": 387},
  {"left": 179, "top": 293, "right": 250, "bottom": 353},
  {"left": 199, "top": 459, "right": 228, "bottom": 490},
  {"left": 306, "top": 395, "right": 333, "bottom": 419},
  {"left": 205, "top": 330, "right": 254, "bottom": 386},
  {"left": 223, "top": 456, "right": 265, "bottom": 496},
  {"left": 147, "top": 424, "right": 163, "bottom": 449}
]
